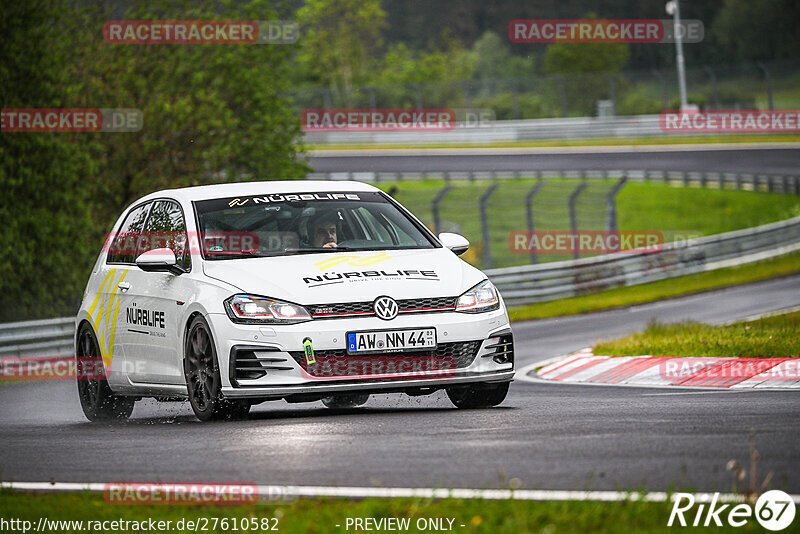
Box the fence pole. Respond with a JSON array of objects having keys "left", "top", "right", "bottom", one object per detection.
[
  {"left": 756, "top": 62, "right": 775, "bottom": 111},
  {"left": 606, "top": 175, "right": 628, "bottom": 235},
  {"left": 510, "top": 80, "right": 521, "bottom": 120},
  {"left": 365, "top": 86, "right": 377, "bottom": 109},
  {"left": 603, "top": 73, "right": 616, "bottom": 113},
  {"left": 480, "top": 184, "right": 501, "bottom": 269},
  {"left": 525, "top": 179, "right": 545, "bottom": 264},
  {"left": 431, "top": 184, "right": 453, "bottom": 235},
  {"left": 569, "top": 180, "right": 588, "bottom": 260},
  {"left": 703, "top": 66, "right": 720, "bottom": 109},
  {"left": 652, "top": 69, "right": 668, "bottom": 110},
  {"left": 555, "top": 76, "right": 568, "bottom": 117}
]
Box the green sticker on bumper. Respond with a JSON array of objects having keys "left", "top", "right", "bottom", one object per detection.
[{"left": 303, "top": 338, "right": 315, "bottom": 365}]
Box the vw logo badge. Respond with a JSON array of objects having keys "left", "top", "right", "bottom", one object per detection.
[{"left": 373, "top": 296, "right": 399, "bottom": 321}]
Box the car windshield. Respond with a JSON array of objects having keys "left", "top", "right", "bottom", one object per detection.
[{"left": 194, "top": 191, "right": 437, "bottom": 259}]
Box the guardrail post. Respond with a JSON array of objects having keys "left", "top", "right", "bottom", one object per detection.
[
  {"left": 683, "top": 171, "right": 689, "bottom": 187},
  {"left": 480, "top": 184, "right": 500, "bottom": 269},
  {"left": 735, "top": 173, "right": 742, "bottom": 191},
  {"left": 569, "top": 180, "right": 588, "bottom": 260},
  {"left": 525, "top": 179, "right": 545, "bottom": 264},
  {"left": 605, "top": 175, "right": 628, "bottom": 235},
  {"left": 767, "top": 175, "right": 775, "bottom": 193},
  {"left": 756, "top": 62, "right": 775, "bottom": 111},
  {"left": 431, "top": 185, "right": 453, "bottom": 235},
  {"left": 700, "top": 172, "right": 707, "bottom": 188},
  {"left": 794, "top": 176, "right": 800, "bottom": 197},
  {"left": 717, "top": 172, "right": 724, "bottom": 190},
  {"left": 783, "top": 175, "right": 790, "bottom": 195}
]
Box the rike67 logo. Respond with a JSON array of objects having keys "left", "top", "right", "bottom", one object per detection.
[{"left": 668, "top": 490, "right": 796, "bottom": 530}]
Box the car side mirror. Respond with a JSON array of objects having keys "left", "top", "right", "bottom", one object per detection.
[
  {"left": 135, "top": 248, "right": 185, "bottom": 275},
  {"left": 438, "top": 232, "right": 470, "bottom": 256}
]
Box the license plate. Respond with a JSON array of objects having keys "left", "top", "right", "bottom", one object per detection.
[{"left": 347, "top": 328, "right": 436, "bottom": 354}]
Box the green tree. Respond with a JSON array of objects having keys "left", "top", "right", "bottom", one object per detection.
[
  {"left": 712, "top": 0, "right": 800, "bottom": 61},
  {"left": 296, "top": 0, "right": 387, "bottom": 98},
  {"left": 0, "top": 0, "right": 96, "bottom": 320},
  {"left": 66, "top": 0, "right": 309, "bottom": 226}
]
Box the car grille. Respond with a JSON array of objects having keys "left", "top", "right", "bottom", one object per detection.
[
  {"left": 307, "top": 297, "right": 457, "bottom": 319},
  {"left": 288, "top": 340, "right": 482, "bottom": 377}
]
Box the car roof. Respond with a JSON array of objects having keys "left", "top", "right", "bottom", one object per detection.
[{"left": 135, "top": 180, "right": 381, "bottom": 204}]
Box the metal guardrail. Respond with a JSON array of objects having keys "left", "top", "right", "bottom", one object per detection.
[
  {"left": 304, "top": 115, "right": 742, "bottom": 145},
  {"left": 486, "top": 214, "right": 800, "bottom": 307},
  {"left": 0, "top": 317, "right": 74, "bottom": 358}
]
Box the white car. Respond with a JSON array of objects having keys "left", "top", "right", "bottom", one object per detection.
[{"left": 75, "top": 181, "right": 514, "bottom": 421}]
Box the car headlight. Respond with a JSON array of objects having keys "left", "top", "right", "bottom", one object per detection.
[
  {"left": 224, "top": 294, "right": 312, "bottom": 324},
  {"left": 456, "top": 280, "right": 500, "bottom": 313}
]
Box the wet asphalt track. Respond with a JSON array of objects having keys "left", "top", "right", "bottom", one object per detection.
[
  {"left": 308, "top": 146, "right": 800, "bottom": 175},
  {"left": 1, "top": 275, "right": 798, "bottom": 493}
]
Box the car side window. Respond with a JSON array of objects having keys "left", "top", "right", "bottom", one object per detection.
[
  {"left": 107, "top": 203, "right": 152, "bottom": 264},
  {"left": 140, "top": 200, "right": 191, "bottom": 270}
]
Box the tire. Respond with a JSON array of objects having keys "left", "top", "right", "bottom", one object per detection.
[
  {"left": 321, "top": 393, "right": 370, "bottom": 409},
  {"left": 446, "top": 382, "right": 509, "bottom": 409},
  {"left": 76, "top": 324, "right": 135, "bottom": 422},
  {"left": 184, "top": 316, "right": 250, "bottom": 422}
]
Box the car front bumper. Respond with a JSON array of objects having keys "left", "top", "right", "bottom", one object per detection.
[{"left": 205, "top": 307, "right": 514, "bottom": 400}]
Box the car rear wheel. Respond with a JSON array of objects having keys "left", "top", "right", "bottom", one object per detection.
[
  {"left": 184, "top": 316, "right": 250, "bottom": 422},
  {"left": 321, "top": 394, "right": 370, "bottom": 408},
  {"left": 446, "top": 382, "right": 509, "bottom": 409},
  {"left": 76, "top": 324, "right": 135, "bottom": 422}
]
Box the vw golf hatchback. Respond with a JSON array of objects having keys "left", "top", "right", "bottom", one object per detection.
[{"left": 76, "top": 181, "right": 514, "bottom": 421}]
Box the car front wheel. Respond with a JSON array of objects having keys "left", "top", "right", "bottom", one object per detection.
[
  {"left": 446, "top": 382, "right": 509, "bottom": 409},
  {"left": 184, "top": 316, "right": 250, "bottom": 422}
]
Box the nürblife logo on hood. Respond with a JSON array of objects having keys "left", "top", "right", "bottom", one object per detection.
[{"left": 303, "top": 268, "right": 439, "bottom": 288}]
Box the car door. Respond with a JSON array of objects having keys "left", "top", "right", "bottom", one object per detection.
[
  {"left": 123, "top": 199, "right": 192, "bottom": 385},
  {"left": 102, "top": 201, "right": 152, "bottom": 387}
]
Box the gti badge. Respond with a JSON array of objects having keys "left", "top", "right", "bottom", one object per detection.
[{"left": 373, "top": 296, "right": 399, "bottom": 321}]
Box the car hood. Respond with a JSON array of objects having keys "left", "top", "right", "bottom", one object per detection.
[{"left": 202, "top": 248, "right": 484, "bottom": 304}]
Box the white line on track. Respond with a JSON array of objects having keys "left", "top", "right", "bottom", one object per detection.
[{"left": 4, "top": 481, "right": 799, "bottom": 504}]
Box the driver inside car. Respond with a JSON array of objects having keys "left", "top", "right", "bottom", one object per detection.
[{"left": 308, "top": 211, "right": 340, "bottom": 249}]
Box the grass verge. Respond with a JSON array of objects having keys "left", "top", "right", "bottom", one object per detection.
[
  {"left": 310, "top": 134, "right": 800, "bottom": 151},
  {"left": 507, "top": 250, "right": 800, "bottom": 322},
  {"left": 0, "top": 490, "right": 762, "bottom": 534},
  {"left": 594, "top": 310, "right": 800, "bottom": 359}
]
